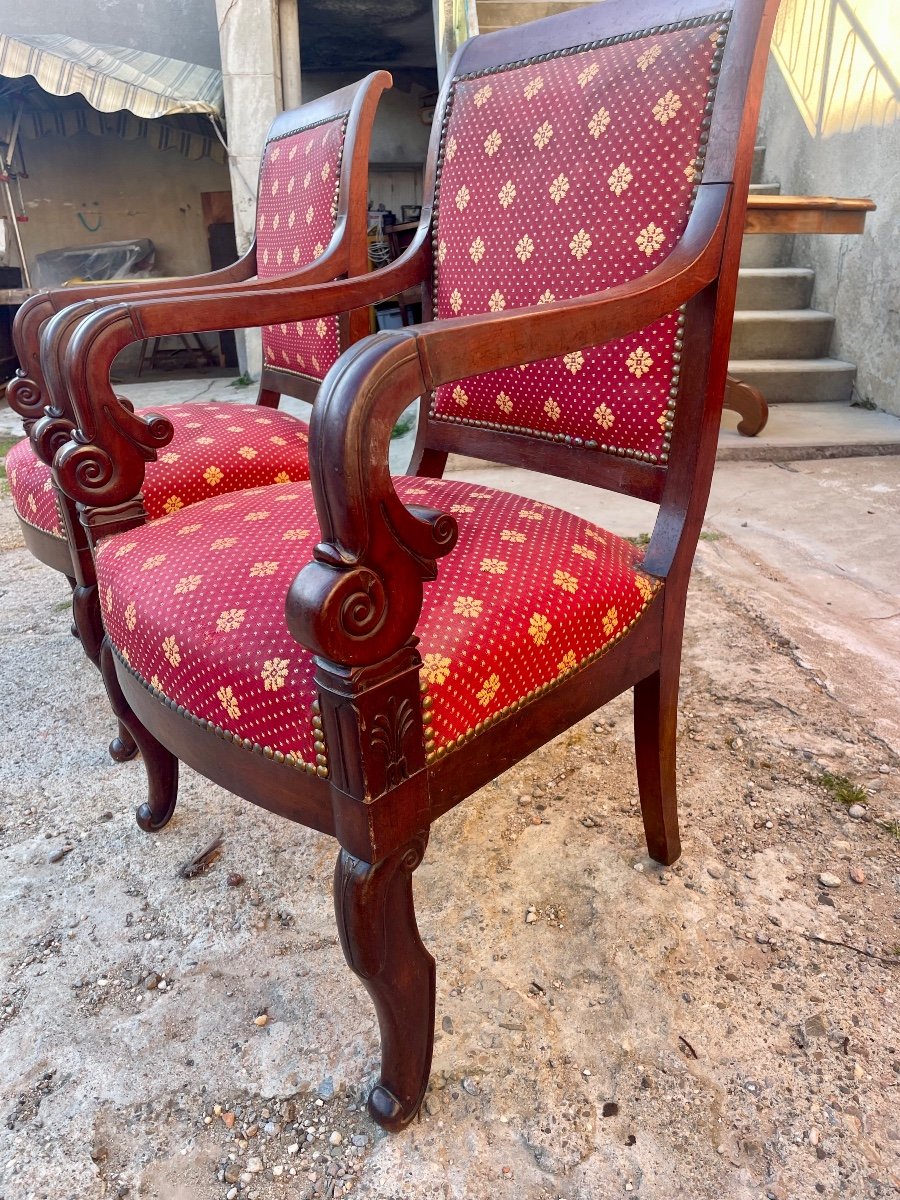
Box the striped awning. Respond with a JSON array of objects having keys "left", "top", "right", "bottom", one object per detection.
[{"left": 0, "top": 34, "right": 223, "bottom": 120}]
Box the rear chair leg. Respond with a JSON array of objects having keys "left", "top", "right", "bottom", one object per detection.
[
  {"left": 109, "top": 723, "right": 139, "bottom": 763},
  {"left": 71, "top": 582, "right": 139, "bottom": 762},
  {"left": 99, "top": 640, "right": 179, "bottom": 831},
  {"left": 333, "top": 833, "right": 435, "bottom": 1132},
  {"left": 633, "top": 664, "right": 682, "bottom": 865},
  {"left": 256, "top": 387, "right": 281, "bottom": 409}
]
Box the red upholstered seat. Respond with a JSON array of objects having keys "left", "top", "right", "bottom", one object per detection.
[
  {"left": 95, "top": 477, "right": 661, "bottom": 766},
  {"left": 6, "top": 433, "right": 65, "bottom": 538},
  {"left": 7, "top": 402, "right": 310, "bottom": 539}
]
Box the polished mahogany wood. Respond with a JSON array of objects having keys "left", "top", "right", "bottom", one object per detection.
[
  {"left": 101, "top": 641, "right": 178, "bottom": 830},
  {"left": 724, "top": 372, "right": 769, "bottom": 436},
  {"left": 50, "top": 0, "right": 781, "bottom": 1130},
  {"left": 743, "top": 193, "right": 875, "bottom": 235},
  {"left": 334, "top": 833, "right": 435, "bottom": 1130}
]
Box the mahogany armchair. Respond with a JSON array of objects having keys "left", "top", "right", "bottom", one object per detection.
[
  {"left": 51, "top": 0, "right": 777, "bottom": 1131},
  {"left": 5, "top": 72, "right": 389, "bottom": 759}
]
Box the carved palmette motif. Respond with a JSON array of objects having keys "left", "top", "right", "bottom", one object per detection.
[
  {"left": 370, "top": 695, "right": 417, "bottom": 789},
  {"left": 314, "top": 643, "right": 430, "bottom": 862}
]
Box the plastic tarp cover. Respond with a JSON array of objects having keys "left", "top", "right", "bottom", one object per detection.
[{"left": 34, "top": 237, "right": 155, "bottom": 287}]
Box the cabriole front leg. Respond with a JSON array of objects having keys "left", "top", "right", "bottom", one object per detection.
[{"left": 333, "top": 832, "right": 435, "bottom": 1131}]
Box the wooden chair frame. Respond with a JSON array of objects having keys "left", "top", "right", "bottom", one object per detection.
[
  {"left": 50, "top": 0, "right": 778, "bottom": 1131},
  {"left": 8, "top": 70, "right": 391, "bottom": 577},
  {"left": 8, "top": 73, "right": 389, "bottom": 760}
]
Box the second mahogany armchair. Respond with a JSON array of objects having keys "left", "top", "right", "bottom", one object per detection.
[
  {"left": 50, "top": 0, "right": 778, "bottom": 1133},
  {"left": 6, "top": 71, "right": 390, "bottom": 760}
]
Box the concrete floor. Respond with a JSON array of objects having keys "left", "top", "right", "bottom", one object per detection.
[{"left": 718, "top": 402, "right": 900, "bottom": 462}]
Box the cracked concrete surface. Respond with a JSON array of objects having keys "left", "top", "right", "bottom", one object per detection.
[{"left": 0, "top": 389, "right": 898, "bottom": 1199}]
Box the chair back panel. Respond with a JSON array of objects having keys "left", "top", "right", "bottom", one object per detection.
[
  {"left": 257, "top": 113, "right": 348, "bottom": 382},
  {"left": 431, "top": 16, "right": 726, "bottom": 465}
]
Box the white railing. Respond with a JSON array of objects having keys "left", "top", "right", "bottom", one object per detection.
[{"left": 772, "top": 0, "right": 899, "bottom": 135}]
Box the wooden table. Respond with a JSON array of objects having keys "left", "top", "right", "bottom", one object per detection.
[{"left": 724, "top": 194, "right": 876, "bottom": 436}]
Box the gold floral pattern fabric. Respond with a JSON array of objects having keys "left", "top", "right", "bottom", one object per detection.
[
  {"left": 431, "top": 20, "right": 724, "bottom": 461},
  {"left": 256, "top": 115, "right": 347, "bottom": 381},
  {"left": 6, "top": 436, "right": 64, "bottom": 537},
  {"left": 96, "top": 477, "right": 661, "bottom": 763},
  {"left": 7, "top": 403, "right": 310, "bottom": 537}
]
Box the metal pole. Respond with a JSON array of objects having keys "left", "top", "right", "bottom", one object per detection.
[
  {"left": 7, "top": 101, "right": 23, "bottom": 164},
  {"left": 433, "top": 0, "right": 478, "bottom": 83},
  {"left": 0, "top": 145, "right": 30, "bottom": 288}
]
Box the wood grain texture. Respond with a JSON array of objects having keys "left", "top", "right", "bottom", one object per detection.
[
  {"left": 334, "top": 834, "right": 435, "bottom": 1130},
  {"left": 724, "top": 373, "right": 769, "bottom": 436},
  {"left": 743, "top": 205, "right": 873, "bottom": 235},
  {"left": 100, "top": 640, "right": 179, "bottom": 832}
]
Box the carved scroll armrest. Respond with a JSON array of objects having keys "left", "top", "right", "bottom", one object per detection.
[
  {"left": 283, "top": 184, "right": 732, "bottom": 667},
  {"left": 286, "top": 331, "right": 458, "bottom": 669},
  {"left": 29, "top": 240, "right": 393, "bottom": 431},
  {"left": 50, "top": 238, "right": 431, "bottom": 515}
]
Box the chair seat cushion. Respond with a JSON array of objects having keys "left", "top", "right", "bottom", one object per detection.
[
  {"left": 95, "top": 477, "right": 662, "bottom": 768},
  {"left": 6, "top": 431, "right": 65, "bottom": 537},
  {"left": 6, "top": 402, "right": 311, "bottom": 538}
]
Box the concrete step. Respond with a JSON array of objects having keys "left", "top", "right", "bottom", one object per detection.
[
  {"left": 740, "top": 233, "right": 794, "bottom": 268},
  {"left": 718, "top": 401, "right": 900, "bottom": 461},
  {"left": 736, "top": 268, "right": 814, "bottom": 311},
  {"left": 730, "top": 310, "right": 834, "bottom": 359},
  {"left": 727, "top": 358, "right": 857, "bottom": 403},
  {"left": 748, "top": 182, "right": 780, "bottom": 195}
]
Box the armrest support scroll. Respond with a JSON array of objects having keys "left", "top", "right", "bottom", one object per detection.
[
  {"left": 286, "top": 332, "right": 458, "bottom": 668},
  {"left": 7, "top": 248, "right": 258, "bottom": 425},
  {"left": 51, "top": 236, "right": 431, "bottom": 514}
]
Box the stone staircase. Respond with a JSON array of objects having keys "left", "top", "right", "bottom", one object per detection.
[{"left": 731, "top": 147, "right": 856, "bottom": 404}]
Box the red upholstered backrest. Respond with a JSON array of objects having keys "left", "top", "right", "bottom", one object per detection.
[
  {"left": 431, "top": 17, "right": 726, "bottom": 465},
  {"left": 256, "top": 113, "right": 348, "bottom": 382}
]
